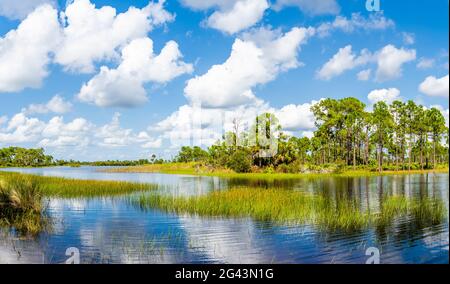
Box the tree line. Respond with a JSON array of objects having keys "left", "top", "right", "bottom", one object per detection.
[
  {"left": 175, "top": 98, "right": 449, "bottom": 173},
  {"left": 1, "top": 98, "right": 448, "bottom": 173},
  {"left": 0, "top": 147, "right": 54, "bottom": 167},
  {"left": 0, "top": 147, "right": 165, "bottom": 167}
]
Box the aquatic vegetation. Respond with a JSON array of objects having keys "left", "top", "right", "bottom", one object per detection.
[
  {"left": 103, "top": 162, "right": 449, "bottom": 180},
  {"left": 134, "top": 187, "right": 447, "bottom": 231},
  {"left": 102, "top": 162, "right": 207, "bottom": 175},
  {"left": 0, "top": 174, "right": 48, "bottom": 235},
  {"left": 0, "top": 172, "right": 159, "bottom": 198}
]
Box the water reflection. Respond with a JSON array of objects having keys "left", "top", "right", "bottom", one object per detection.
[{"left": 0, "top": 167, "right": 448, "bottom": 264}]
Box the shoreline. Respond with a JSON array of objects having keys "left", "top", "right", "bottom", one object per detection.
[{"left": 100, "top": 163, "right": 450, "bottom": 179}]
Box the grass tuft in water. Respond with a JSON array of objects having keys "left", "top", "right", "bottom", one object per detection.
[
  {"left": 0, "top": 175, "right": 49, "bottom": 235},
  {"left": 0, "top": 172, "right": 159, "bottom": 198},
  {"left": 134, "top": 187, "right": 447, "bottom": 232}
]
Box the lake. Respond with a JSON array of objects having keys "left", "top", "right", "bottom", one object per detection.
[{"left": 0, "top": 166, "right": 448, "bottom": 264}]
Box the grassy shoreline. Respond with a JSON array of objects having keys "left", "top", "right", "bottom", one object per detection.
[
  {"left": 0, "top": 171, "right": 159, "bottom": 198},
  {"left": 102, "top": 162, "right": 449, "bottom": 179}
]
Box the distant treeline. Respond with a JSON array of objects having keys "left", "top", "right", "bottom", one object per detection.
[
  {"left": 0, "top": 147, "right": 54, "bottom": 167},
  {"left": 0, "top": 147, "right": 166, "bottom": 167},
  {"left": 174, "top": 98, "right": 449, "bottom": 173},
  {"left": 2, "top": 98, "right": 448, "bottom": 173}
]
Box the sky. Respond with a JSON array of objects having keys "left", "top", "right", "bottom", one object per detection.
[{"left": 0, "top": 0, "right": 448, "bottom": 161}]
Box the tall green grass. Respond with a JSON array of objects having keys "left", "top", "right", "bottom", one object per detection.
[
  {"left": 103, "top": 162, "right": 449, "bottom": 179},
  {"left": 0, "top": 174, "right": 49, "bottom": 235},
  {"left": 134, "top": 187, "right": 447, "bottom": 231},
  {"left": 0, "top": 171, "right": 161, "bottom": 234},
  {"left": 0, "top": 172, "right": 159, "bottom": 198}
]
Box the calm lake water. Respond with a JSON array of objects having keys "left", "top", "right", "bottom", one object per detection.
[{"left": 0, "top": 166, "right": 448, "bottom": 264}]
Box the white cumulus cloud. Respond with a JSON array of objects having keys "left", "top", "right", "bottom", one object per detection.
[
  {"left": 185, "top": 26, "right": 314, "bottom": 108},
  {"left": 275, "top": 101, "right": 320, "bottom": 131},
  {"left": 55, "top": 0, "right": 174, "bottom": 73},
  {"left": 0, "top": 111, "right": 159, "bottom": 149},
  {"left": 0, "top": 0, "right": 56, "bottom": 20},
  {"left": 375, "top": 45, "right": 416, "bottom": 82},
  {"left": 22, "top": 95, "right": 73, "bottom": 115},
  {"left": 0, "top": 113, "right": 46, "bottom": 143},
  {"left": 39, "top": 116, "right": 93, "bottom": 148},
  {"left": 0, "top": 4, "right": 61, "bottom": 93},
  {"left": 317, "top": 45, "right": 372, "bottom": 80},
  {"left": 78, "top": 37, "right": 193, "bottom": 108},
  {"left": 357, "top": 69, "right": 372, "bottom": 81},
  {"left": 367, "top": 88, "right": 401, "bottom": 104},
  {"left": 419, "top": 75, "right": 449, "bottom": 97},
  {"left": 181, "top": 0, "right": 269, "bottom": 34}
]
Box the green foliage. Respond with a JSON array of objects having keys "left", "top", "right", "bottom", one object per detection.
[
  {"left": 0, "top": 172, "right": 158, "bottom": 198},
  {"left": 0, "top": 147, "right": 53, "bottom": 167},
  {"left": 134, "top": 187, "right": 447, "bottom": 232},
  {"left": 0, "top": 174, "right": 47, "bottom": 235},
  {"left": 175, "top": 97, "right": 448, "bottom": 174},
  {"left": 226, "top": 149, "right": 252, "bottom": 173},
  {"left": 176, "top": 146, "right": 209, "bottom": 163}
]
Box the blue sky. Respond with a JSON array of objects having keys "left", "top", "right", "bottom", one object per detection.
[{"left": 0, "top": 0, "right": 448, "bottom": 161}]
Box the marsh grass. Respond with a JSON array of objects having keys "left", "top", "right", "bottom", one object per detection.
[
  {"left": 102, "top": 162, "right": 203, "bottom": 175},
  {"left": 0, "top": 172, "right": 159, "bottom": 198},
  {"left": 134, "top": 187, "right": 447, "bottom": 231},
  {"left": 0, "top": 171, "right": 160, "bottom": 234},
  {"left": 0, "top": 174, "right": 49, "bottom": 235},
  {"left": 103, "top": 162, "right": 449, "bottom": 180}
]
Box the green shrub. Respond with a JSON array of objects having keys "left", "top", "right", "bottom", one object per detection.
[{"left": 226, "top": 149, "right": 252, "bottom": 173}]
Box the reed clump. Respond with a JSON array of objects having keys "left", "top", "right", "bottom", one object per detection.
[
  {"left": 0, "top": 175, "right": 48, "bottom": 235},
  {"left": 135, "top": 187, "right": 447, "bottom": 231}
]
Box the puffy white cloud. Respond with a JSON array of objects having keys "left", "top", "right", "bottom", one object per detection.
[
  {"left": 0, "top": 0, "right": 56, "bottom": 20},
  {"left": 96, "top": 112, "right": 160, "bottom": 148},
  {"left": 273, "top": 0, "right": 340, "bottom": 15},
  {"left": 152, "top": 97, "right": 320, "bottom": 148},
  {"left": 0, "top": 111, "right": 158, "bottom": 149},
  {"left": 417, "top": 57, "right": 435, "bottom": 69},
  {"left": 22, "top": 95, "right": 72, "bottom": 115},
  {"left": 0, "top": 0, "right": 175, "bottom": 93},
  {"left": 275, "top": 100, "right": 320, "bottom": 131},
  {"left": 317, "top": 44, "right": 415, "bottom": 82},
  {"left": 357, "top": 69, "right": 372, "bottom": 81},
  {"left": 39, "top": 116, "right": 93, "bottom": 147},
  {"left": 375, "top": 45, "right": 416, "bottom": 82},
  {"left": 367, "top": 88, "right": 401, "bottom": 104},
  {"left": 151, "top": 101, "right": 273, "bottom": 147},
  {"left": 207, "top": 0, "right": 269, "bottom": 34},
  {"left": 317, "top": 12, "right": 394, "bottom": 38},
  {"left": 142, "top": 138, "right": 163, "bottom": 149},
  {"left": 181, "top": 0, "right": 269, "bottom": 34},
  {"left": 185, "top": 26, "right": 314, "bottom": 108},
  {"left": 0, "top": 113, "right": 46, "bottom": 143},
  {"left": 56, "top": 0, "right": 174, "bottom": 73},
  {"left": 317, "top": 45, "right": 371, "bottom": 80},
  {"left": 0, "top": 4, "right": 61, "bottom": 93},
  {"left": 419, "top": 75, "right": 449, "bottom": 97},
  {"left": 96, "top": 113, "right": 136, "bottom": 147},
  {"left": 78, "top": 37, "right": 193, "bottom": 107}
]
